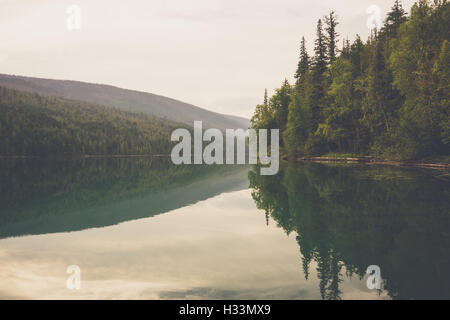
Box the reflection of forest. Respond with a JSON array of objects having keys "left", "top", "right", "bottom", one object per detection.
[
  {"left": 0, "top": 158, "right": 249, "bottom": 238},
  {"left": 249, "top": 163, "right": 450, "bottom": 300}
]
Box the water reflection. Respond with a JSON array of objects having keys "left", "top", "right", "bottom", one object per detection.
[
  {"left": 0, "top": 158, "right": 249, "bottom": 238},
  {"left": 0, "top": 158, "right": 449, "bottom": 299},
  {"left": 249, "top": 163, "right": 450, "bottom": 300}
]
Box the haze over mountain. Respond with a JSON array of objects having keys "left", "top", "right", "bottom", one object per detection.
[{"left": 0, "top": 74, "right": 249, "bottom": 130}]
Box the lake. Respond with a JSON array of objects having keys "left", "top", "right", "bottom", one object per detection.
[{"left": 0, "top": 158, "right": 449, "bottom": 299}]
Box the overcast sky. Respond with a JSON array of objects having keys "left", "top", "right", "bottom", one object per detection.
[{"left": 0, "top": 0, "right": 417, "bottom": 118}]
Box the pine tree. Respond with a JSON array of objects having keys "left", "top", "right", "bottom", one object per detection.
[
  {"left": 295, "top": 37, "right": 310, "bottom": 83},
  {"left": 309, "top": 19, "right": 328, "bottom": 132},
  {"left": 313, "top": 19, "right": 328, "bottom": 76},
  {"left": 285, "top": 38, "right": 312, "bottom": 157},
  {"left": 383, "top": 0, "right": 408, "bottom": 37},
  {"left": 341, "top": 37, "right": 351, "bottom": 59},
  {"left": 324, "top": 11, "right": 339, "bottom": 64},
  {"left": 363, "top": 38, "right": 394, "bottom": 141},
  {"left": 350, "top": 35, "right": 364, "bottom": 76}
]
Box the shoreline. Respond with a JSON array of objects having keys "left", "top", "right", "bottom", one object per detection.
[
  {"left": 1, "top": 154, "right": 449, "bottom": 170},
  {"left": 0, "top": 154, "right": 171, "bottom": 159},
  {"left": 294, "top": 156, "right": 450, "bottom": 169}
]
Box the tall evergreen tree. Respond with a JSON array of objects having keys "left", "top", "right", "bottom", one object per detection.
[
  {"left": 350, "top": 35, "right": 364, "bottom": 76},
  {"left": 284, "top": 37, "right": 312, "bottom": 157},
  {"left": 308, "top": 19, "right": 328, "bottom": 132},
  {"left": 295, "top": 37, "right": 310, "bottom": 83},
  {"left": 324, "top": 11, "right": 340, "bottom": 64},
  {"left": 341, "top": 37, "right": 351, "bottom": 59},
  {"left": 383, "top": 0, "right": 408, "bottom": 37},
  {"left": 313, "top": 19, "right": 328, "bottom": 76}
]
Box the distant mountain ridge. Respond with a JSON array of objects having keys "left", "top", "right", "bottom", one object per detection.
[{"left": 0, "top": 74, "right": 250, "bottom": 130}]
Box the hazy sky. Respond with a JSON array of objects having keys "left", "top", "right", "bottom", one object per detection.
[{"left": 0, "top": 0, "right": 416, "bottom": 118}]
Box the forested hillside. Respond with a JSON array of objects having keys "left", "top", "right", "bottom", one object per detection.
[
  {"left": 251, "top": 0, "right": 449, "bottom": 160},
  {"left": 0, "top": 86, "right": 182, "bottom": 156},
  {"left": 0, "top": 74, "right": 250, "bottom": 130}
]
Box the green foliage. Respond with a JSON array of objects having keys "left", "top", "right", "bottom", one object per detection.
[
  {"left": 324, "top": 11, "right": 340, "bottom": 64},
  {"left": 283, "top": 90, "right": 312, "bottom": 157},
  {"left": 294, "top": 37, "right": 310, "bottom": 82},
  {"left": 435, "top": 40, "right": 450, "bottom": 146},
  {"left": 251, "top": 80, "right": 292, "bottom": 134},
  {"left": 271, "top": 79, "right": 292, "bottom": 133},
  {"left": 389, "top": 0, "right": 449, "bottom": 158},
  {"left": 0, "top": 86, "right": 183, "bottom": 156},
  {"left": 251, "top": 0, "right": 450, "bottom": 160}
]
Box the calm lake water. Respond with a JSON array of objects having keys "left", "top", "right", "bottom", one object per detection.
[{"left": 0, "top": 158, "right": 449, "bottom": 299}]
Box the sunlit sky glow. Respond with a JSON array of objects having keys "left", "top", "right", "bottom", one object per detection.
[{"left": 0, "top": 0, "right": 416, "bottom": 118}]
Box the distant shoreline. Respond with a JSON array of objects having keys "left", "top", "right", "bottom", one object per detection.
[
  {"left": 0, "top": 154, "right": 171, "bottom": 159},
  {"left": 293, "top": 156, "right": 450, "bottom": 169},
  {"left": 1, "top": 154, "right": 449, "bottom": 170}
]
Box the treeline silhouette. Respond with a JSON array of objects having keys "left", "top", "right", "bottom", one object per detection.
[
  {"left": 249, "top": 163, "right": 450, "bottom": 299},
  {"left": 0, "top": 86, "right": 182, "bottom": 156},
  {"left": 251, "top": 0, "right": 449, "bottom": 160}
]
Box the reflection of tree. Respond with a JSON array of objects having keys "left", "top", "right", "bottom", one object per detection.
[
  {"left": 249, "top": 163, "right": 450, "bottom": 300},
  {"left": 0, "top": 158, "right": 248, "bottom": 238}
]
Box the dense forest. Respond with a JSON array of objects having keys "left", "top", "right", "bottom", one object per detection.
[
  {"left": 0, "top": 86, "right": 183, "bottom": 156},
  {"left": 251, "top": 0, "right": 449, "bottom": 160}
]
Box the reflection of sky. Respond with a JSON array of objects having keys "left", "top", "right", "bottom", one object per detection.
[{"left": 0, "top": 189, "right": 388, "bottom": 300}]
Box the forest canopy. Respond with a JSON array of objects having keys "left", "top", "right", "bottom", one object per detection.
[
  {"left": 250, "top": 0, "right": 449, "bottom": 160},
  {"left": 0, "top": 86, "right": 183, "bottom": 156}
]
